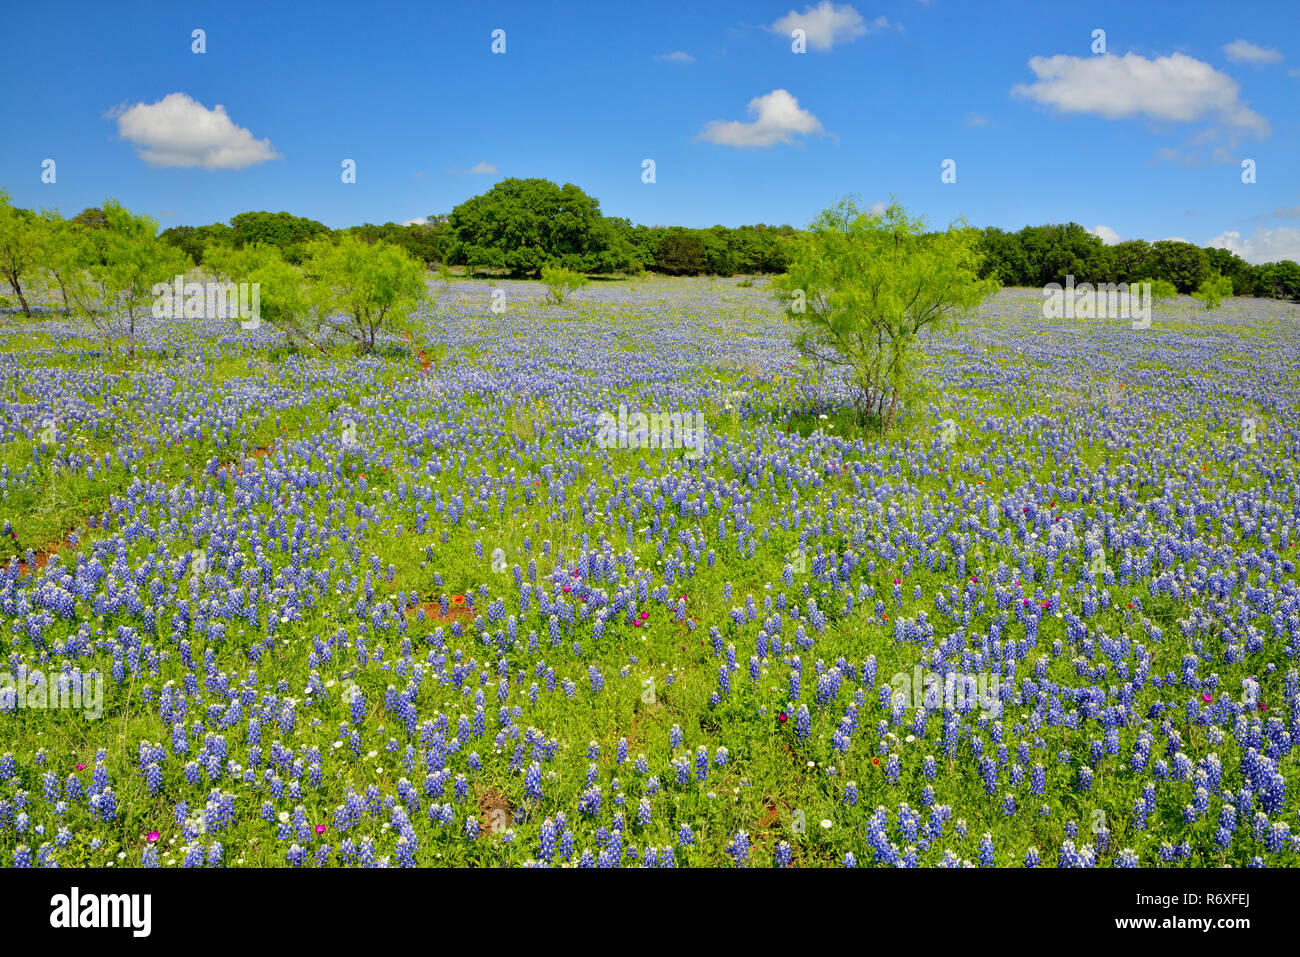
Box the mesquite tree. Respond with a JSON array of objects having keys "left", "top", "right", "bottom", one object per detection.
[{"left": 773, "top": 198, "right": 997, "bottom": 430}]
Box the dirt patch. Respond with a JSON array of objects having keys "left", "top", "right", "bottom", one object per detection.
[
  {"left": 758, "top": 796, "right": 786, "bottom": 831},
  {"left": 406, "top": 600, "right": 476, "bottom": 625},
  {"left": 16, "top": 537, "right": 73, "bottom": 577},
  {"left": 477, "top": 788, "right": 513, "bottom": 838}
]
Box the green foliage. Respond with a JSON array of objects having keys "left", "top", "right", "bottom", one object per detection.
[
  {"left": 31, "top": 210, "right": 85, "bottom": 316},
  {"left": 1255, "top": 259, "right": 1300, "bottom": 302},
  {"left": 1202, "top": 246, "right": 1253, "bottom": 295},
  {"left": 0, "top": 189, "right": 38, "bottom": 315},
  {"left": 1140, "top": 277, "right": 1178, "bottom": 302},
  {"left": 14, "top": 187, "right": 1300, "bottom": 321},
  {"left": 652, "top": 230, "right": 707, "bottom": 276},
  {"left": 205, "top": 243, "right": 318, "bottom": 348},
  {"left": 976, "top": 227, "right": 1032, "bottom": 285},
  {"left": 159, "top": 223, "right": 234, "bottom": 265},
  {"left": 1192, "top": 271, "right": 1234, "bottom": 310},
  {"left": 1149, "top": 240, "right": 1210, "bottom": 293},
  {"left": 343, "top": 217, "right": 450, "bottom": 268},
  {"left": 69, "top": 206, "right": 109, "bottom": 231},
  {"left": 446, "top": 178, "right": 640, "bottom": 276},
  {"left": 303, "top": 234, "right": 427, "bottom": 353},
  {"left": 630, "top": 223, "right": 793, "bottom": 276},
  {"left": 540, "top": 264, "right": 589, "bottom": 303},
  {"left": 974, "top": 228, "right": 1298, "bottom": 303},
  {"left": 62, "top": 199, "right": 191, "bottom": 354},
  {"left": 773, "top": 197, "right": 997, "bottom": 431},
  {"left": 1013, "top": 222, "right": 1113, "bottom": 287},
  {"left": 1109, "top": 240, "right": 1154, "bottom": 283},
  {"left": 230, "top": 210, "right": 331, "bottom": 263}
]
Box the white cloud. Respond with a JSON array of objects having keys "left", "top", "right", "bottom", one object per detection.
[
  {"left": 1223, "top": 39, "right": 1283, "bottom": 66},
  {"left": 112, "top": 92, "right": 280, "bottom": 169},
  {"left": 964, "top": 113, "right": 990, "bottom": 127},
  {"left": 1208, "top": 227, "right": 1300, "bottom": 264},
  {"left": 1291, "top": 67, "right": 1300, "bottom": 78},
  {"left": 867, "top": 200, "right": 888, "bottom": 216},
  {"left": 769, "top": 3, "right": 888, "bottom": 52},
  {"left": 1012, "top": 52, "right": 1270, "bottom": 139},
  {"left": 1150, "top": 142, "right": 1245, "bottom": 166},
  {"left": 402, "top": 218, "right": 427, "bottom": 226},
  {"left": 1161, "top": 236, "right": 1190, "bottom": 243},
  {"left": 1089, "top": 225, "right": 1121, "bottom": 245},
  {"left": 698, "top": 90, "right": 825, "bottom": 147},
  {"left": 468, "top": 162, "right": 499, "bottom": 174},
  {"left": 655, "top": 51, "right": 695, "bottom": 63}
]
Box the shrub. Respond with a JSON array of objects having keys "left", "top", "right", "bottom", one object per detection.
[
  {"left": 1139, "top": 277, "right": 1178, "bottom": 302},
  {"left": 304, "top": 235, "right": 428, "bottom": 353},
  {"left": 1192, "top": 272, "right": 1233, "bottom": 310},
  {"left": 540, "top": 264, "right": 589, "bottom": 303}
]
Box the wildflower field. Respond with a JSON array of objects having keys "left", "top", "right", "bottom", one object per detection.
[{"left": 2, "top": 276, "right": 1298, "bottom": 869}]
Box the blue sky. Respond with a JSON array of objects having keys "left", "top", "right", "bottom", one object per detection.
[{"left": 2, "top": 0, "right": 1298, "bottom": 261}]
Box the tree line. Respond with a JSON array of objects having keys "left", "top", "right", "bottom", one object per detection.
[
  {"left": 4, "top": 180, "right": 1299, "bottom": 313},
  {"left": 152, "top": 178, "right": 797, "bottom": 278},
  {"left": 155, "top": 180, "right": 1298, "bottom": 299},
  {"left": 975, "top": 222, "right": 1300, "bottom": 301}
]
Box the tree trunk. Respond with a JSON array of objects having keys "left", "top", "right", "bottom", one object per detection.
[
  {"left": 8, "top": 275, "right": 31, "bottom": 316},
  {"left": 885, "top": 391, "right": 900, "bottom": 430}
]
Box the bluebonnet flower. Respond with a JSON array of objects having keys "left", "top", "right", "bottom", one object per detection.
[{"left": 726, "top": 830, "right": 751, "bottom": 867}]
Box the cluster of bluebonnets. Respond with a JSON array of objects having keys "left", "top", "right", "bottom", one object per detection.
[{"left": 0, "top": 277, "right": 1297, "bottom": 868}]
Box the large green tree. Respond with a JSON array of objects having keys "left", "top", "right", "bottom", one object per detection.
[
  {"left": 230, "top": 211, "right": 331, "bottom": 263},
  {"left": 446, "top": 178, "right": 640, "bottom": 276},
  {"left": 1149, "top": 240, "right": 1210, "bottom": 293},
  {"left": 1014, "top": 223, "right": 1111, "bottom": 287},
  {"left": 1109, "top": 240, "right": 1154, "bottom": 284},
  {"left": 1255, "top": 260, "right": 1300, "bottom": 302},
  {"left": 653, "top": 230, "right": 708, "bottom": 276},
  {"left": 977, "top": 227, "right": 1032, "bottom": 286}
]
